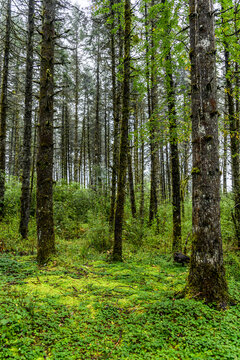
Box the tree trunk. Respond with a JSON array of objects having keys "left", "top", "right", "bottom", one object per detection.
[
  {"left": 30, "top": 111, "right": 37, "bottom": 201},
  {"left": 74, "top": 42, "right": 79, "bottom": 183},
  {"left": 113, "top": 0, "right": 131, "bottom": 261},
  {"left": 36, "top": 0, "right": 56, "bottom": 264},
  {"left": 225, "top": 46, "right": 240, "bottom": 245},
  {"left": 128, "top": 145, "right": 137, "bottom": 218},
  {"left": 13, "top": 58, "right": 21, "bottom": 178},
  {"left": 61, "top": 101, "right": 67, "bottom": 181},
  {"left": 139, "top": 105, "right": 145, "bottom": 225},
  {"left": 165, "top": 50, "right": 182, "bottom": 252},
  {"left": 109, "top": 0, "right": 120, "bottom": 227},
  {"left": 19, "top": 0, "right": 35, "bottom": 239},
  {"left": 222, "top": 94, "right": 228, "bottom": 194},
  {"left": 0, "top": 0, "right": 11, "bottom": 219},
  {"left": 134, "top": 103, "right": 140, "bottom": 188},
  {"left": 166, "top": 143, "right": 171, "bottom": 201},
  {"left": 187, "top": 0, "right": 228, "bottom": 304},
  {"left": 94, "top": 40, "right": 102, "bottom": 188},
  {"left": 159, "top": 141, "right": 166, "bottom": 201},
  {"left": 148, "top": 0, "right": 160, "bottom": 225},
  {"left": 87, "top": 98, "right": 93, "bottom": 187}
]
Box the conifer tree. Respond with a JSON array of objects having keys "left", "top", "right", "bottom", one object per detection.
[
  {"left": 36, "top": 0, "right": 56, "bottom": 264},
  {"left": 187, "top": 0, "right": 228, "bottom": 304}
]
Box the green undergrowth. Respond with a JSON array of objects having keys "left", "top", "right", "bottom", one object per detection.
[
  {"left": 0, "top": 248, "right": 240, "bottom": 360},
  {"left": 0, "top": 183, "right": 239, "bottom": 358}
]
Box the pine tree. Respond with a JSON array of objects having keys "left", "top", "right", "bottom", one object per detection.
[
  {"left": 187, "top": 0, "right": 228, "bottom": 304},
  {"left": 36, "top": 0, "right": 56, "bottom": 264}
]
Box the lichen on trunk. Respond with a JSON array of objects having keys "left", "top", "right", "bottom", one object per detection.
[
  {"left": 36, "top": 0, "right": 56, "bottom": 265},
  {"left": 187, "top": 0, "right": 228, "bottom": 304}
]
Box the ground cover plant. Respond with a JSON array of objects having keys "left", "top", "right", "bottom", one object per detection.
[
  {"left": 0, "top": 185, "right": 240, "bottom": 359},
  {"left": 0, "top": 249, "right": 240, "bottom": 360}
]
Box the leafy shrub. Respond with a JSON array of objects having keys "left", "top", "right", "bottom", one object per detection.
[
  {"left": 84, "top": 211, "right": 112, "bottom": 252},
  {"left": 124, "top": 218, "right": 144, "bottom": 248},
  {"left": 4, "top": 177, "right": 21, "bottom": 216}
]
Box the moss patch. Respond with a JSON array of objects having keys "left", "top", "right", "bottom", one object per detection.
[{"left": 0, "top": 252, "right": 240, "bottom": 359}]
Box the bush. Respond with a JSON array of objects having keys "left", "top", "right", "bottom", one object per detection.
[
  {"left": 84, "top": 211, "right": 112, "bottom": 252},
  {"left": 4, "top": 177, "right": 21, "bottom": 216}
]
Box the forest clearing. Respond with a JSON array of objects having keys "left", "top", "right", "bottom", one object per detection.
[{"left": 1, "top": 0, "right": 240, "bottom": 358}]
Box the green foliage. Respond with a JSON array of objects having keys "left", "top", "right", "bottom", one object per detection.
[
  {"left": 221, "top": 195, "right": 235, "bottom": 244},
  {"left": 84, "top": 210, "right": 112, "bottom": 252},
  {"left": 53, "top": 183, "right": 96, "bottom": 238},
  {"left": 0, "top": 251, "right": 239, "bottom": 360},
  {"left": 0, "top": 182, "right": 240, "bottom": 359},
  {"left": 4, "top": 177, "right": 21, "bottom": 216},
  {"left": 124, "top": 218, "right": 144, "bottom": 248}
]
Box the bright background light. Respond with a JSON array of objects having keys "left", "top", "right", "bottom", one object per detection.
[{"left": 72, "top": 0, "right": 91, "bottom": 8}]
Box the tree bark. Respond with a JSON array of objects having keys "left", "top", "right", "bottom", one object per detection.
[
  {"left": 187, "top": 0, "right": 228, "bottom": 304},
  {"left": 36, "top": 0, "right": 56, "bottom": 264},
  {"left": 224, "top": 45, "right": 240, "bottom": 245},
  {"left": 113, "top": 0, "right": 131, "bottom": 261},
  {"left": 165, "top": 50, "right": 182, "bottom": 252},
  {"left": 222, "top": 94, "right": 228, "bottom": 194},
  {"left": 0, "top": 0, "right": 11, "bottom": 219},
  {"left": 128, "top": 145, "right": 137, "bottom": 218},
  {"left": 109, "top": 0, "right": 120, "bottom": 227},
  {"left": 19, "top": 0, "right": 35, "bottom": 239},
  {"left": 74, "top": 41, "right": 79, "bottom": 183},
  {"left": 94, "top": 39, "right": 102, "bottom": 188},
  {"left": 148, "top": 0, "right": 160, "bottom": 225}
]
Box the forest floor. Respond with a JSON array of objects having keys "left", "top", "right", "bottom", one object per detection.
[{"left": 0, "top": 237, "right": 240, "bottom": 360}]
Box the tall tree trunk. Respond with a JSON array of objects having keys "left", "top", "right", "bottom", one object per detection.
[
  {"left": 19, "top": 0, "right": 35, "bottom": 239},
  {"left": 109, "top": 1, "right": 120, "bottom": 227},
  {"left": 159, "top": 141, "right": 166, "bottom": 201},
  {"left": 162, "top": 0, "right": 181, "bottom": 251},
  {"left": 128, "top": 145, "right": 137, "bottom": 218},
  {"left": 61, "top": 101, "right": 67, "bottom": 181},
  {"left": 94, "top": 40, "right": 101, "bottom": 188},
  {"left": 165, "top": 143, "right": 171, "bottom": 201},
  {"left": 113, "top": 0, "right": 131, "bottom": 261},
  {"left": 104, "top": 85, "right": 109, "bottom": 190},
  {"left": 222, "top": 94, "right": 228, "bottom": 194},
  {"left": 65, "top": 104, "right": 71, "bottom": 183},
  {"left": 0, "top": 0, "right": 11, "bottom": 219},
  {"left": 165, "top": 50, "right": 182, "bottom": 252},
  {"left": 148, "top": 0, "right": 160, "bottom": 225},
  {"left": 225, "top": 46, "right": 240, "bottom": 245},
  {"left": 134, "top": 103, "right": 140, "bottom": 188},
  {"left": 13, "top": 58, "right": 21, "bottom": 178},
  {"left": 139, "top": 105, "right": 145, "bottom": 225},
  {"left": 30, "top": 110, "right": 37, "bottom": 201},
  {"left": 187, "top": 0, "right": 228, "bottom": 304},
  {"left": 74, "top": 43, "right": 79, "bottom": 182},
  {"left": 87, "top": 98, "right": 93, "bottom": 187},
  {"left": 36, "top": 0, "right": 56, "bottom": 264}
]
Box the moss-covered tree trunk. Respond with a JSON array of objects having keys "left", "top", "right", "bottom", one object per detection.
[
  {"left": 134, "top": 103, "right": 140, "bottom": 188},
  {"left": 165, "top": 50, "right": 182, "bottom": 253},
  {"left": 113, "top": 0, "right": 131, "bottom": 262},
  {"left": 36, "top": 0, "right": 56, "bottom": 264},
  {"left": 109, "top": 0, "right": 119, "bottom": 228},
  {"left": 139, "top": 105, "right": 145, "bottom": 225},
  {"left": 19, "top": 0, "right": 35, "bottom": 239},
  {"left": 148, "top": 0, "right": 160, "bottom": 225},
  {"left": 128, "top": 146, "right": 136, "bottom": 218},
  {"left": 187, "top": 0, "right": 228, "bottom": 304},
  {"left": 0, "top": 0, "right": 11, "bottom": 219},
  {"left": 162, "top": 0, "right": 181, "bottom": 252},
  {"left": 224, "top": 45, "right": 240, "bottom": 246},
  {"left": 94, "top": 40, "right": 102, "bottom": 189},
  {"left": 74, "top": 40, "right": 79, "bottom": 183}
]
